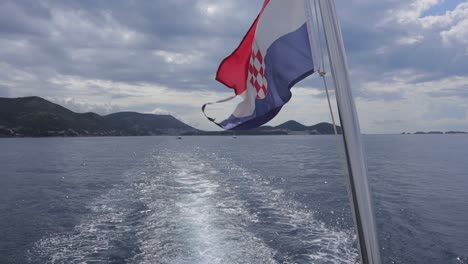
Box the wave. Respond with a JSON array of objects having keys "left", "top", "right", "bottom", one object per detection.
[{"left": 29, "top": 146, "right": 357, "bottom": 264}]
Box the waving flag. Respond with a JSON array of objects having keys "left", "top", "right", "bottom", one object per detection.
[{"left": 203, "top": 0, "right": 321, "bottom": 130}]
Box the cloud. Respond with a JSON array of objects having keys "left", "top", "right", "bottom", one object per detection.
[
  {"left": 49, "top": 97, "right": 121, "bottom": 115},
  {"left": 0, "top": 0, "right": 467, "bottom": 132},
  {"left": 0, "top": 85, "right": 10, "bottom": 97},
  {"left": 355, "top": 73, "right": 468, "bottom": 133},
  {"left": 150, "top": 108, "right": 171, "bottom": 115}
]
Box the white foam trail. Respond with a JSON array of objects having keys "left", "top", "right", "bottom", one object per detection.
[
  {"left": 30, "top": 146, "right": 357, "bottom": 264},
  {"left": 202, "top": 150, "right": 359, "bottom": 264},
  {"left": 131, "top": 149, "right": 277, "bottom": 264}
]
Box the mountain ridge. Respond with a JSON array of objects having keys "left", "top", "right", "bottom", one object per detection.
[
  {"left": 0, "top": 96, "right": 342, "bottom": 137},
  {"left": 0, "top": 96, "right": 198, "bottom": 137}
]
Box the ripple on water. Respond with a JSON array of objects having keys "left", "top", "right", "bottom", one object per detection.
[{"left": 29, "top": 147, "right": 358, "bottom": 264}]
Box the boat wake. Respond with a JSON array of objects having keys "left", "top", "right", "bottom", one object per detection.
[{"left": 30, "top": 146, "right": 358, "bottom": 264}]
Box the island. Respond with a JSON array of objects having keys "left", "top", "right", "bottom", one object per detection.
[{"left": 410, "top": 131, "right": 466, "bottom": 135}]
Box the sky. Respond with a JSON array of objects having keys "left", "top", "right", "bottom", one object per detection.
[{"left": 0, "top": 0, "right": 467, "bottom": 133}]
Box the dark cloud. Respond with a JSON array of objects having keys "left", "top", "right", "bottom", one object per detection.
[
  {"left": 0, "top": 1, "right": 50, "bottom": 36},
  {"left": 0, "top": 1, "right": 338, "bottom": 89},
  {"left": 0, "top": 0, "right": 467, "bottom": 118},
  {"left": 337, "top": 1, "right": 468, "bottom": 85},
  {"left": 0, "top": 0, "right": 263, "bottom": 96}
]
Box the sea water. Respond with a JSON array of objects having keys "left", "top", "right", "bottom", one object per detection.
[{"left": 0, "top": 135, "right": 467, "bottom": 263}]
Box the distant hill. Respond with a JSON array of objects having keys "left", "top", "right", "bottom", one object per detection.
[
  {"left": 308, "top": 122, "right": 342, "bottom": 135},
  {"left": 0, "top": 96, "right": 343, "bottom": 137},
  {"left": 410, "top": 131, "right": 466, "bottom": 135},
  {"left": 275, "top": 120, "right": 309, "bottom": 131},
  {"left": 0, "top": 96, "right": 198, "bottom": 137},
  {"left": 445, "top": 131, "right": 467, "bottom": 134},
  {"left": 267, "top": 120, "right": 342, "bottom": 135}
]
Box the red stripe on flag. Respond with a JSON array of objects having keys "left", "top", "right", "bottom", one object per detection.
[{"left": 215, "top": 0, "right": 270, "bottom": 95}]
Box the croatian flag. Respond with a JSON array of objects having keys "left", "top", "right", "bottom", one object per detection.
[{"left": 203, "top": 0, "right": 322, "bottom": 130}]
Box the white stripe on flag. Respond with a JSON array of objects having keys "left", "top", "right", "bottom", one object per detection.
[{"left": 255, "top": 0, "right": 307, "bottom": 57}]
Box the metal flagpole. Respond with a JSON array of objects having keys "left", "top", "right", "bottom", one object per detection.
[{"left": 316, "top": 0, "right": 382, "bottom": 263}]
